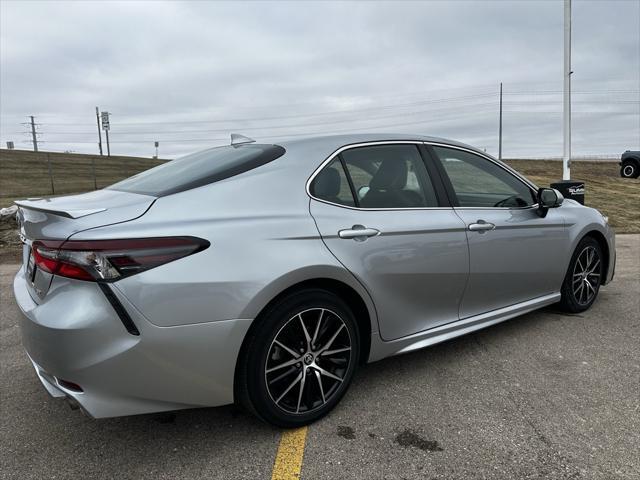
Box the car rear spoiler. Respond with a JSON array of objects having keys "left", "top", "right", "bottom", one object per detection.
[{"left": 14, "top": 200, "right": 106, "bottom": 219}]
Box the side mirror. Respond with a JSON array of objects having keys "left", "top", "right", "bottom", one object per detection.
[{"left": 536, "top": 188, "right": 564, "bottom": 217}]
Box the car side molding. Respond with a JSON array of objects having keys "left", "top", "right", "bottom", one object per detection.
[{"left": 369, "top": 293, "right": 561, "bottom": 362}]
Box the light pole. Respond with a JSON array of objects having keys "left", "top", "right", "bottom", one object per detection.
[
  {"left": 552, "top": 0, "right": 585, "bottom": 205},
  {"left": 563, "top": 0, "right": 572, "bottom": 180},
  {"left": 498, "top": 82, "right": 503, "bottom": 161}
]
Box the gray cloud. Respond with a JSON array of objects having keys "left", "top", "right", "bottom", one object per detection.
[{"left": 1, "top": 0, "right": 638, "bottom": 158}]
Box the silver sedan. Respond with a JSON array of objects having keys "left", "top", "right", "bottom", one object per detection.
[{"left": 13, "top": 134, "right": 615, "bottom": 427}]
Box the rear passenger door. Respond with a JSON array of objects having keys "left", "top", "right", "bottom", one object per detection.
[
  {"left": 429, "top": 145, "right": 568, "bottom": 319},
  {"left": 309, "top": 142, "right": 469, "bottom": 341}
]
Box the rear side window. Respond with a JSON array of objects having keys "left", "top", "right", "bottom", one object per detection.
[
  {"left": 310, "top": 144, "right": 439, "bottom": 209},
  {"left": 309, "top": 158, "right": 356, "bottom": 206},
  {"left": 341, "top": 144, "right": 438, "bottom": 208},
  {"left": 107, "top": 144, "right": 285, "bottom": 196}
]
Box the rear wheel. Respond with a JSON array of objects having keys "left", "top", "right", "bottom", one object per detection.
[
  {"left": 620, "top": 160, "right": 639, "bottom": 178},
  {"left": 558, "top": 237, "right": 603, "bottom": 313},
  {"left": 238, "top": 289, "right": 359, "bottom": 427}
]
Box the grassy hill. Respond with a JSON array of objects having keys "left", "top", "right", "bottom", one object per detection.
[
  {"left": 505, "top": 159, "right": 638, "bottom": 233},
  {"left": 0, "top": 149, "right": 164, "bottom": 207},
  {"left": 1, "top": 150, "right": 637, "bottom": 234}
]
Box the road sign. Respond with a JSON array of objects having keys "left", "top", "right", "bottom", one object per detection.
[{"left": 101, "top": 111, "right": 110, "bottom": 131}]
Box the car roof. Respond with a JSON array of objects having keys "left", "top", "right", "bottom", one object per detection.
[{"left": 275, "top": 133, "right": 492, "bottom": 160}]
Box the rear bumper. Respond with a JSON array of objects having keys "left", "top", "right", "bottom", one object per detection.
[{"left": 13, "top": 267, "right": 252, "bottom": 418}]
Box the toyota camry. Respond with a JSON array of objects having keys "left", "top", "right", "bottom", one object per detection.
[{"left": 13, "top": 134, "right": 615, "bottom": 427}]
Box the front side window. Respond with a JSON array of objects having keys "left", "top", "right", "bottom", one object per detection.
[
  {"left": 433, "top": 146, "right": 535, "bottom": 208},
  {"left": 339, "top": 144, "right": 438, "bottom": 208}
]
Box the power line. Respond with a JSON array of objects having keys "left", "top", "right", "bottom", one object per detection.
[
  {"left": 503, "top": 89, "right": 639, "bottom": 95},
  {"left": 23, "top": 110, "right": 507, "bottom": 142},
  {"left": 3, "top": 83, "right": 638, "bottom": 156},
  {"left": 2, "top": 88, "right": 633, "bottom": 120},
  {"left": 17, "top": 107, "right": 636, "bottom": 138},
  {"left": 16, "top": 111, "right": 551, "bottom": 145},
  {"left": 33, "top": 102, "right": 502, "bottom": 136},
  {"left": 36, "top": 93, "right": 498, "bottom": 127},
  {"left": 24, "top": 92, "right": 638, "bottom": 130}
]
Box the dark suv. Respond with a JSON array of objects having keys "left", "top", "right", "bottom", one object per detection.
[{"left": 620, "top": 151, "right": 640, "bottom": 178}]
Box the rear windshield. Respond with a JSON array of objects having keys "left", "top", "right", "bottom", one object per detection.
[{"left": 107, "top": 144, "right": 286, "bottom": 196}]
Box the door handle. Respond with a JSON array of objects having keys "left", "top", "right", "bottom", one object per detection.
[
  {"left": 468, "top": 220, "right": 495, "bottom": 232},
  {"left": 338, "top": 225, "right": 380, "bottom": 241}
]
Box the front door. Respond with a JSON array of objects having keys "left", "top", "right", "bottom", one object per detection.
[
  {"left": 430, "top": 145, "right": 569, "bottom": 319},
  {"left": 309, "top": 142, "right": 469, "bottom": 341}
]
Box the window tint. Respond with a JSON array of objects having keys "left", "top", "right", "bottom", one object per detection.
[
  {"left": 310, "top": 158, "right": 356, "bottom": 206},
  {"left": 341, "top": 144, "right": 438, "bottom": 208},
  {"left": 433, "top": 146, "right": 535, "bottom": 208},
  {"left": 107, "top": 144, "right": 285, "bottom": 196}
]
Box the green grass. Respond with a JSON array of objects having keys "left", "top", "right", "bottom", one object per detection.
[
  {"left": 342, "top": 157, "right": 638, "bottom": 233},
  {"left": 1, "top": 151, "right": 637, "bottom": 250},
  {"left": 505, "top": 160, "right": 639, "bottom": 233},
  {"left": 0, "top": 149, "right": 163, "bottom": 207},
  {"left": 0, "top": 150, "right": 165, "bottom": 253}
]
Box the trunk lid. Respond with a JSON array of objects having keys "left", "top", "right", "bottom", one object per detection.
[{"left": 16, "top": 189, "right": 155, "bottom": 303}]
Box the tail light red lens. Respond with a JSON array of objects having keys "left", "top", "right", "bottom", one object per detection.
[{"left": 32, "top": 237, "right": 209, "bottom": 282}]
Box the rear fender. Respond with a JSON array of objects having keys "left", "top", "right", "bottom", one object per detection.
[{"left": 239, "top": 263, "right": 378, "bottom": 334}]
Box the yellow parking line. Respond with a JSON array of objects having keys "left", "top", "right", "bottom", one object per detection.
[{"left": 271, "top": 426, "right": 308, "bottom": 480}]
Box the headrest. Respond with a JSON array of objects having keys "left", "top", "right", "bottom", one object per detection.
[
  {"left": 370, "top": 159, "right": 407, "bottom": 190},
  {"left": 314, "top": 166, "right": 341, "bottom": 198}
]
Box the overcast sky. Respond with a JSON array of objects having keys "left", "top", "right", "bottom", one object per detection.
[{"left": 1, "top": 0, "right": 638, "bottom": 159}]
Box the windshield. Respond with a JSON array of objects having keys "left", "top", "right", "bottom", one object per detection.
[{"left": 107, "top": 144, "right": 285, "bottom": 196}]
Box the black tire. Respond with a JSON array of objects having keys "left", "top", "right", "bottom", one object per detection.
[
  {"left": 237, "top": 289, "right": 360, "bottom": 428},
  {"left": 620, "top": 160, "right": 639, "bottom": 178},
  {"left": 558, "top": 236, "right": 603, "bottom": 313}
]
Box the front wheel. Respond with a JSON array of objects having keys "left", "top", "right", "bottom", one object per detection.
[
  {"left": 558, "top": 237, "right": 603, "bottom": 313},
  {"left": 237, "top": 289, "right": 359, "bottom": 427},
  {"left": 620, "top": 161, "right": 639, "bottom": 178}
]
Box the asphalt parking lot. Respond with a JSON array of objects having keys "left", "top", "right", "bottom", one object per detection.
[{"left": 1, "top": 235, "right": 639, "bottom": 480}]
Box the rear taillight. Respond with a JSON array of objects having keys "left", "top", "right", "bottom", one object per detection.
[{"left": 32, "top": 237, "right": 209, "bottom": 282}]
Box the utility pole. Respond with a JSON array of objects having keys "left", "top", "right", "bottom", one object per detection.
[
  {"left": 95, "top": 107, "right": 103, "bottom": 155},
  {"left": 30, "top": 116, "right": 38, "bottom": 152},
  {"left": 563, "top": 0, "right": 571, "bottom": 180},
  {"left": 498, "top": 82, "right": 503, "bottom": 161}
]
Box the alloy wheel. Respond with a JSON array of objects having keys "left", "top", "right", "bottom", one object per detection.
[
  {"left": 264, "top": 308, "right": 352, "bottom": 414},
  {"left": 572, "top": 245, "right": 601, "bottom": 305}
]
